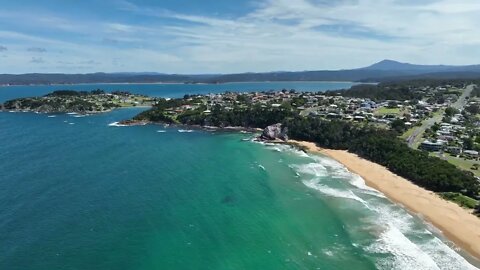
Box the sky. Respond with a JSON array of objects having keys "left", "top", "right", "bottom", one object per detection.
[{"left": 0, "top": 0, "right": 479, "bottom": 74}]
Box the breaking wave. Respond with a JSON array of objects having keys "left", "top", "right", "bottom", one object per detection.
[
  {"left": 108, "top": 122, "right": 128, "bottom": 127},
  {"left": 274, "top": 143, "right": 479, "bottom": 270}
]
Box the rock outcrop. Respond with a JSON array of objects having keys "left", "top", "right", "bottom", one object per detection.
[{"left": 260, "top": 123, "right": 288, "bottom": 141}]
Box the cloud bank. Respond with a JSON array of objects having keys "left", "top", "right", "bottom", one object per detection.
[{"left": 0, "top": 0, "right": 479, "bottom": 73}]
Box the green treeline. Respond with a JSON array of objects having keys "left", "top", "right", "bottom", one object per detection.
[
  {"left": 326, "top": 79, "right": 475, "bottom": 101},
  {"left": 45, "top": 89, "right": 106, "bottom": 97},
  {"left": 285, "top": 116, "right": 479, "bottom": 198},
  {"left": 134, "top": 99, "right": 296, "bottom": 128}
]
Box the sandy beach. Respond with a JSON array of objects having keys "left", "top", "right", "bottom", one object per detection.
[{"left": 288, "top": 139, "right": 480, "bottom": 260}]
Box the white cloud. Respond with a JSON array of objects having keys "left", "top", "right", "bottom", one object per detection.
[{"left": 1, "top": 0, "right": 480, "bottom": 73}]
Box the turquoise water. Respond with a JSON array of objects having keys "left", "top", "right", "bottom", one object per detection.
[
  {"left": 0, "top": 81, "right": 357, "bottom": 103},
  {"left": 1, "top": 83, "right": 479, "bottom": 269}
]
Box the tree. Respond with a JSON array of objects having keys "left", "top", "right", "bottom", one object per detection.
[
  {"left": 391, "top": 119, "right": 406, "bottom": 133},
  {"left": 445, "top": 107, "right": 459, "bottom": 117},
  {"left": 463, "top": 138, "right": 474, "bottom": 150},
  {"left": 466, "top": 104, "right": 480, "bottom": 115},
  {"left": 436, "top": 97, "right": 445, "bottom": 104}
]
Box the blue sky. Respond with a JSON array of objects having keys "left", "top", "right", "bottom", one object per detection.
[{"left": 1, "top": 0, "right": 480, "bottom": 73}]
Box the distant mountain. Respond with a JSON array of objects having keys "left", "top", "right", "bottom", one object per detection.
[
  {"left": 363, "top": 59, "right": 480, "bottom": 73},
  {"left": 203, "top": 60, "right": 480, "bottom": 83},
  {"left": 2, "top": 60, "right": 480, "bottom": 85}
]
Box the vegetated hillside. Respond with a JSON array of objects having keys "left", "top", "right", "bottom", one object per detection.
[
  {"left": 0, "top": 73, "right": 198, "bottom": 85},
  {"left": 2, "top": 60, "right": 480, "bottom": 85},
  {"left": 325, "top": 79, "right": 478, "bottom": 101},
  {"left": 362, "top": 59, "right": 480, "bottom": 72}
]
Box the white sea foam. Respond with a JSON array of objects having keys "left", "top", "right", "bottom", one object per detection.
[
  {"left": 289, "top": 152, "right": 478, "bottom": 269},
  {"left": 68, "top": 123, "right": 75, "bottom": 125},
  {"left": 308, "top": 155, "right": 384, "bottom": 197},
  {"left": 302, "top": 179, "right": 367, "bottom": 204},
  {"left": 365, "top": 226, "right": 441, "bottom": 270},
  {"left": 66, "top": 112, "right": 78, "bottom": 115},
  {"left": 269, "top": 143, "right": 310, "bottom": 157},
  {"left": 108, "top": 122, "right": 128, "bottom": 127},
  {"left": 357, "top": 188, "right": 477, "bottom": 270},
  {"left": 178, "top": 129, "right": 194, "bottom": 133},
  {"left": 419, "top": 237, "right": 478, "bottom": 270},
  {"left": 258, "top": 164, "right": 266, "bottom": 171},
  {"left": 292, "top": 163, "right": 328, "bottom": 177}
]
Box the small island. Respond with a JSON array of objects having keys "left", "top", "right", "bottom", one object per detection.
[{"left": 1, "top": 90, "right": 155, "bottom": 114}]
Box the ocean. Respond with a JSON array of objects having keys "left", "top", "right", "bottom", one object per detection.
[{"left": 0, "top": 82, "right": 479, "bottom": 269}]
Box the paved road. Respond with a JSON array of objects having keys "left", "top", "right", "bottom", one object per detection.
[
  {"left": 406, "top": 84, "right": 475, "bottom": 148},
  {"left": 406, "top": 112, "right": 443, "bottom": 147},
  {"left": 452, "top": 84, "right": 475, "bottom": 110}
]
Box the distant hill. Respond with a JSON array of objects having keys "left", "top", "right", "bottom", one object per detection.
[
  {"left": 363, "top": 59, "right": 480, "bottom": 73},
  {"left": 205, "top": 60, "right": 480, "bottom": 83},
  {"left": 2, "top": 60, "right": 480, "bottom": 85},
  {"left": 0, "top": 73, "right": 209, "bottom": 85}
]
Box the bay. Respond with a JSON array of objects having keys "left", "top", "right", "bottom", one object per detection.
[{"left": 0, "top": 82, "right": 479, "bottom": 269}]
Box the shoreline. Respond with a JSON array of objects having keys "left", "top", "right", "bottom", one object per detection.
[
  {"left": 288, "top": 139, "right": 480, "bottom": 261},
  {"left": 0, "top": 80, "right": 363, "bottom": 87},
  {"left": 0, "top": 105, "right": 153, "bottom": 115}
]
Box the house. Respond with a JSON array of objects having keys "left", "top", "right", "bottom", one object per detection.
[
  {"left": 420, "top": 140, "right": 444, "bottom": 152},
  {"left": 463, "top": 150, "right": 479, "bottom": 159},
  {"left": 446, "top": 146, "right": 462, "bottom": 155}
]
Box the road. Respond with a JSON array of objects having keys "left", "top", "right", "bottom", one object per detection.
[
  {"left": 406, "top": 112, "right": 443, "bottom": 148},
  {"left": 452, "top": 84, "right": 475, "bottom": 110},
  {"left": 406, "top": 84, "right": 475, "bottom": 148}
]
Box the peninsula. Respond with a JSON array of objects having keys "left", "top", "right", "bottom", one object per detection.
[{"left": 1, "top": 90, "right": 155, "bottom": 114}]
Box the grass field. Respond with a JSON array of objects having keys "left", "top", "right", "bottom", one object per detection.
[
  {"left": 375, "top": 107, "right": 401, "bottom": 115},
  {"left": 429, "top": 152, "right": 480, "bottom": 177},
  {"left": 400, "top": 127, "right": 416, "bottom": 140}
]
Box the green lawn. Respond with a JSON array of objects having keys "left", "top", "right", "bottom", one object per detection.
[
  {"left": 400, "top": 127, "right": 416, "bottom": 140},
  {"left": 375, "top": 107, "right": 401, "bottom": 115},
  {"left": 430, "top": 153, "right": 480, "bottom": 177}
]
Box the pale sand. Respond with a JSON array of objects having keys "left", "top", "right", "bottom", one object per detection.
[{"left": 288, "top": 139, "right": 480, "bottom": 260}]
